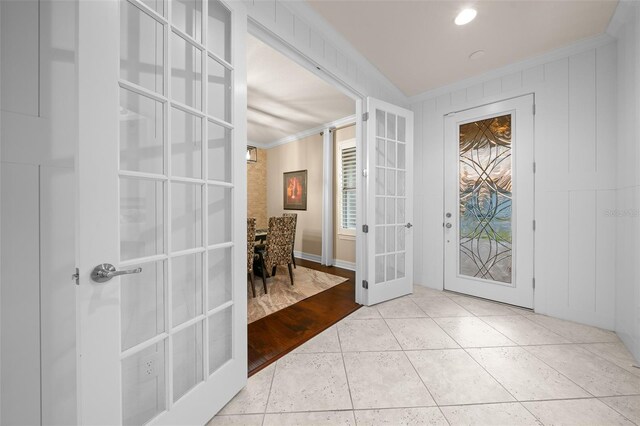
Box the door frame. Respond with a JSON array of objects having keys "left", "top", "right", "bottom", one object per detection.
[
  {"left": 442, "top": 93, "right": 536, "bottom": 308},
  {"left": 247, "top": 19, "right": 366, "bottom": 305}
]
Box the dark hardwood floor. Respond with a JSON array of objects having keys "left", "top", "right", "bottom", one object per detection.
[{"left": 247, "top": 258, "right": 360, "bottom": 376}]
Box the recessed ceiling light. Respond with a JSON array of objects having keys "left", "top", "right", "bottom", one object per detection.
[
  {"left": 455, "top": 8, "right": 477, "bottom": 26},
  {"left": 469, "top": 50, "right": 485, "bottom": 60}
]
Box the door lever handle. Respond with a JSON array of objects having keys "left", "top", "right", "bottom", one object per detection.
[
  {"left": 91, "top": 263, "right": 142, "bottom": 283},
  {"left": 405, "top": 222, "right": 413, "bottom": 229}
]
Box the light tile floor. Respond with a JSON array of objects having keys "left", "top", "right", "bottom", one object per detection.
[{"left": 210, "top": 286, "right": 640, "bottom": 426}]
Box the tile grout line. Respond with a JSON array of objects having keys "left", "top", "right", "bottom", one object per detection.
[
  {"left": 596, "top": 396, "right": 640, "bottom": 425},
  {"left": 467, "top": 311, "right": 600, "bottom": 399},
  {"left": 260, "top": 359, "right": 278, "bottom": 424},
  {"left": 429, "top": 316, "right": 525, "bottom": 415},
  {"left": 212, "top": 393, "right": 640, "bottom": 418},
  {"left": 335, "top": 324, "right": 357, "bottom": 418},
  {"left": 380, "top": 315, "right": 446, "bottom": 422}
]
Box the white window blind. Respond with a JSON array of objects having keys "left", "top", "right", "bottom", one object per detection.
[{"left": 340, "top": 145, "right": 357, "bottom": 230}]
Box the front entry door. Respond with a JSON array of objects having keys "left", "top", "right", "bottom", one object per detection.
[
  {"left": 76, "top": 0, "right": 247, "bottom": 424},
  {"left": 444, "top": 95, "right": 534, "bottom": 308},
  {"left": 365, "top": 97, "right": 414, "bottom": 305}
]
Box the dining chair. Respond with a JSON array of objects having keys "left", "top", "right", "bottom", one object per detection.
[
  {"left": 259, "top": 215, "right": 295, "bottom": 286},
  {"left": 247, "top": 217, "right": 267, "bottom": 297},
  {"left": 283, "top": 213, "right": 298, "bottom": 269}
]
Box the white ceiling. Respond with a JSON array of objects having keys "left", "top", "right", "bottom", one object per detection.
[
  {"left": 307, "top": 0, "right": 618, "bottom": 96},
  {"left": 247, "top": 35, "right": 355, "bottom": 145}
]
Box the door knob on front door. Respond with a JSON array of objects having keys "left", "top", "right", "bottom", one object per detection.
[
  {"left": 405, "top": 222, "right": 413, "bottom": 228},
  {"left": 91, "top": 263, "right": 142, "bottom": 283},
  {"left": 445, "top": 223, "right": 452, "bottom": 229}
]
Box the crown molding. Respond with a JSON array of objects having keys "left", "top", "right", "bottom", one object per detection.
[
  {"left": 257, "top": 114, "right": 356, "bottom": 150},
  {"left": 407, "top": 32, "right": 616, "bottom": 104}
]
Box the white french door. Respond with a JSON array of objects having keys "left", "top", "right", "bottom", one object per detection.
[
  {"left": 76, "top": 0, "right": 247, "bottom": 424},
  {"left": 364, "top": 97, "right": 414, "bottom": 305},
  {"left": 444, "top": 95, "right": 534, "bottom": 308}
]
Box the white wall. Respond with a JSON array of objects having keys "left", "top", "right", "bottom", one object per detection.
[
  {"left": 609, "top": 0, "right": 640, "bottom": 362},
  {"left": 0, "top": 0, "right": 77, "bottom": 424},
  {"left": 410, "top": 36, "right": 619, "bottom": 330}
]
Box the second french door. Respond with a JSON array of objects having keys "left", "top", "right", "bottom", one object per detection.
[{"left": 443, "top": 95, "right": 534, "bottom": 308}]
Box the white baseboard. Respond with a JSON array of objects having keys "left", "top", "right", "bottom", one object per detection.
[
  {"left": 292, "top": 251, "right": 356, "bottom": 272},
  {"left": 333, "top": 259, "right": 356, "bottom": 271},
  {"left": 293, "top": 250, "right": 322, "bottom": 264}
]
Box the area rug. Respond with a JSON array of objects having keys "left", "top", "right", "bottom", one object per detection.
[{"left": 248, "top": 265, "right": 349, "bottom": 323}]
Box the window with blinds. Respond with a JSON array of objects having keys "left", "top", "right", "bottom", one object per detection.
[{"left": 340, "top": 145, "right": 357, "bottom": 231}]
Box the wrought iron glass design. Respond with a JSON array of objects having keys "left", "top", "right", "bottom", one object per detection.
[{"left": 459, "top": 114, "right": 512, "bottom": 284}]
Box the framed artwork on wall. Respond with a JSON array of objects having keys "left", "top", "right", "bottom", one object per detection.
[{"left": 283, "top": 170, "right": 307, "bottom": 210}]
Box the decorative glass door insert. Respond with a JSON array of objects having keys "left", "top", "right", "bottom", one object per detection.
[{"left": 459, "top": 114, "right": 512, "bottom": 284}]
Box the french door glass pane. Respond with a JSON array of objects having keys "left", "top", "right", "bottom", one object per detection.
[
  {"left": 122, "top": 341, "right": 166, "bottom": 425},
  {"left": 208, "top": 122, "right": 232, "bottom": 182},
  {"left": 120, "top": 88, "right": 164, "bottom": 174},
  {"left": 171, "top": 107, "right": 202, "bottom": 179},
  {"left": 208, "top": 185, "right": 232, "bottom": 245},
  {"left": 171, "top": 252, "right": 203, "bottom": 327},
  {"left": 207, "top": 56, "right": 231, "bottom": 122},
  {"left": 207, "top": 0, "right": 231, "bottom": 62},
  {"left": 208, "top": 247, "right": 232, "bottom": 310},
  {"left": 141, "top": 0, "right": 164, "bottom": 16},
  {"left": 375, "top": 256, "right": 385, "bottom": 284},
  {"left": 397, "top": 116, "right": 406, "bottom": 142},
  {"left": 209, "top": 307, "right": 232, "bottom": 374},
  {"left": 120, "top": 1, "right": 164, "bottom": 95},
  {"left": 397, "top": 143, "right": 406, "bottom": 169},
  {"left": 121, "top": 260, "right": 166, "bottom": 351},
  {"left": 171, "top": 33, "right": 202, "bottom": 110},
  {"left": 397, "top": 253, "right": 406, "bottom": 278},
  {"left": 171, "top": 183, "right": 203, "bottom": 252},
  {"left": 172, "top": 321, "right": 204, "bottom": 402},
  {"left": 120, "top": 178, "right": 165, "bottom": 261},
  {"left": 386, "top": 113, "right": 396, "bottom": 139},
  {"left": 376, "top": 138, "right": 385, "bottom": 166},
  {"left": 172, "top": 0, "right": 202, "bottom": 42},
  {"left": 459, "top": 114, "right": 513, "bottom": 284}
]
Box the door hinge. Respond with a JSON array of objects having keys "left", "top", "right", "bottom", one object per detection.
[
  {"left": 533, "top": 162, "right": 536, "bottom": 173},
  {"left": 362, "top": 169, "right": 368, "bottom": 177},
  {"left": 362, "top": 224, "right": 369, "bottom": 233},
  {"left": 72, "top": 268, "right": 80, "bottom": 285},
  {"left": 532, "top": 277, "right": 536, "bottom": 289},
  {"left": 362, "top": 112, "right": 369, "bottom": 121},
  {"left": 533, "top": 104, "right": 536, "bottom": 115},
  {"left": 362, "top": 280, "right": 369, "bottom": 289},
  {"left": 533, "top": 220, "right": 536, "bottom": 231}
]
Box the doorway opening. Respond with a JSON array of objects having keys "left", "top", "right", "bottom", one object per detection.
[{"left": 244, "top": 28, "right": 363, "bottom": 375}]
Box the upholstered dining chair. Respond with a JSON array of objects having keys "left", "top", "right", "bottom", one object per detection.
[
  {"left": 247, "top": 218, "right": 267, "bottom": 297},
  {"left": 259, "top": 215, "right": 295, "bottom": 286},
  {"left": 282, "top": 213, "right": 298, "bottom": 269}
]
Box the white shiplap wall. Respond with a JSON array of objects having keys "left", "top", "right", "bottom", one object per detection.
[
  {"left": 610, "top": 0, "right": 640, "bottom": 361},
  {"left": 410, "top": 37, "right": 619, "bottom": 330}
]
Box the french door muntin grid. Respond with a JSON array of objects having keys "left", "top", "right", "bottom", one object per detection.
[
  {"left": 117, "top": 0, "right": 234, "bottom": 420},
  {"left": 374, "top": 109, "right": 407, "bottom": 284}
]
